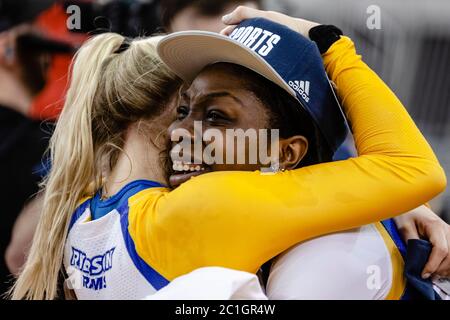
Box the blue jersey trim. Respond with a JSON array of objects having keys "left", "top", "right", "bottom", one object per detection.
[
  {"left": 117, "top": 203, "right": 169, "bottom": 290},
  {"left": 90, "top": 180, "right": 165, "bottom": 220},
  {"left": 95, "top": 180, "right": 165, "bottom": 208},
  {"left": 381, "top": 219, "right": 407, "bottom": 259},
  {"left": 67, "top": 180, "right": 169, "bottom": 290}
]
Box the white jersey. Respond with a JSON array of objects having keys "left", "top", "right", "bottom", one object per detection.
[
  {"left": 266, "top": 223, "right": 402, "bottom": 300},
  {"left": 63, "top": 199, "right": 168, "bottom": 300}
]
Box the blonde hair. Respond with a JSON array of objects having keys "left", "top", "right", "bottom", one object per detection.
[{"left": 10, "top": 33, "right": 181, "bottom": 299}]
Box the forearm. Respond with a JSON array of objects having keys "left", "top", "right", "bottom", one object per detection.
[
  {"left": 5, "top": 195, "right": 43, "bottom": 275},
  {"left": 323, "top": 37, "right": 440, "bottom": 162}
]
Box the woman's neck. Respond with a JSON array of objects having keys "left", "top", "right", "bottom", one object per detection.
[{"left": 104, "top": 124, "right": 166, "bottom": 197}]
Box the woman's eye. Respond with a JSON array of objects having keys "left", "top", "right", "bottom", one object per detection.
[
  {"left": 176, "top": 106, "right": 189, "bottom": 120},
  {"left": 206, "top": 110, "right": 227, "bottom": 123}
]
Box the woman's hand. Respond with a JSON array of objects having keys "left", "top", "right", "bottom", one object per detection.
[
  {"left": 221, "top": 6, "right": 320, "bottom": 39},
  {"left": 395, "top": 205, "right": 450, "bottom": 279}
]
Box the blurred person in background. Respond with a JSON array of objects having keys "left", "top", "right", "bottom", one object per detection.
[
  {"left": 0, "top": 0, "right": 84, "bottom": 294},
  {"left": 0, "top": 34, "right": 50, "bottom": 294},
  {"left": 160, "top": 0, "right": 262, "bottom": 33}
]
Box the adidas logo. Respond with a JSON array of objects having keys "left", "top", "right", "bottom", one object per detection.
[{"left": 288, "top": 80, "right": 310, "bottom": 102}]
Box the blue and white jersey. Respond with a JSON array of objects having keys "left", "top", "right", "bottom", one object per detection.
[{"left": 63, "top": 180, "right": 169, "bottom": 299}]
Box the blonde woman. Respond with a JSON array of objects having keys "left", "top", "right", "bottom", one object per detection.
[
  {"left": 10, "top": 34, "right": 182, "bottom": 299},
  {"left": 10, "top": 24, "right": 446, "bottom": 300}
]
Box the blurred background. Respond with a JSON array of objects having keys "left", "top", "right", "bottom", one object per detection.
[{"left": 0, "top": 0, "right": 448, "bottom": 296}]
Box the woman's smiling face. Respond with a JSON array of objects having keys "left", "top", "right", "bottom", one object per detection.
[
  {"left": 166, "top": 62, "right": 312, "bottom": 188},
  {"left": 167, "top": 63, "right": 275, "bottom": 188}
]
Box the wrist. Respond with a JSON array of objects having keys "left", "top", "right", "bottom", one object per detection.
[
  {"left": 309, "top": 25, "right": 343, "bottom": 54},
  {"left": 293, "top": 18, "right": 320, "bottom": 39}
]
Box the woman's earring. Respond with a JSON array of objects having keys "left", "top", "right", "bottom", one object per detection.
[
  {"left": 270, "top": 162, "right": 280, "bottom": 173},
  {"left": 261, "top": 160, "right": 284, "bottom": 175}
]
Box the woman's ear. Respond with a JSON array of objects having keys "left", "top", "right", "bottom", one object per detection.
[{"left": 278, "top": 135, "right": 308, "bottom": 170}]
